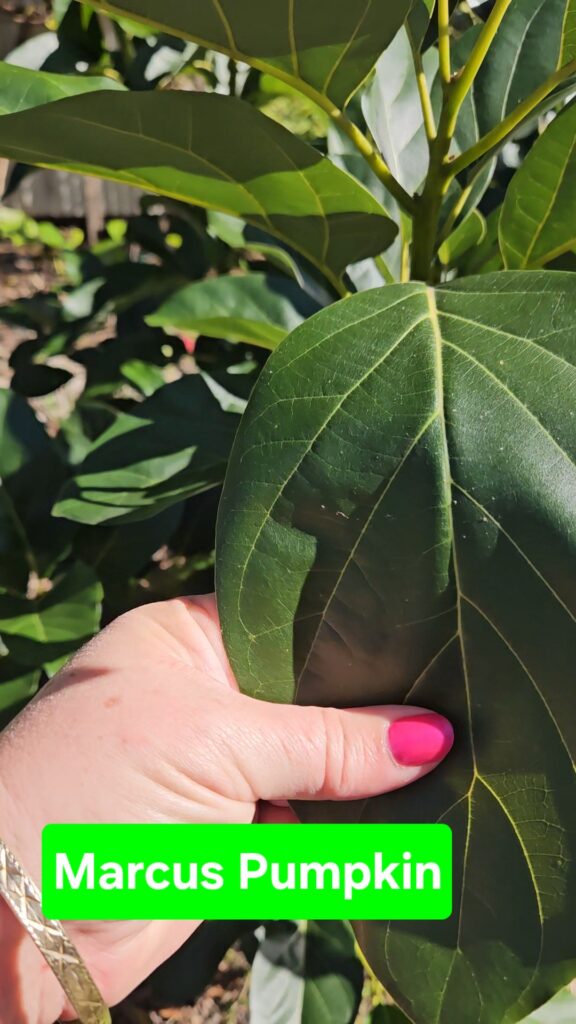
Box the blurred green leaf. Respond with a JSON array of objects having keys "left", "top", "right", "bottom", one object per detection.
[
  {"left": 120, "top": 360, "right": 167, "bottom": 397},
  {"left": 0, "top": 60, "right": 123, "bottom": 114},
  {"left": 0, "top": 658, "right": 41, "bottom": 729},
  {"left": 0, "top": 563, "right": 102, "bottom": 672},
  {"left": 0, "top": 392, "right": 71, "bottom": 589},
  {"left": 53, "top": 376, "right": 238, "bottom": 525},
  {"left": 148, "top": 273, "right": 321, "bottom": 350},
  {"left": 521, "top": 989, "right": 576, "bottom": 1022},
  {"left": 250, "top": 921, "right": 363, "bottom": 1024},
  {"left": 10, "top": 364, "right": 73, "bottom": 399}
]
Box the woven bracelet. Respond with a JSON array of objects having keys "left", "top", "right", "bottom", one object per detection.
[{"left": 0, "top": 838, "right": 110, "bottom": 1024}]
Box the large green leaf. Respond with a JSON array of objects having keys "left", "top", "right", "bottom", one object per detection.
[
  {"left": 217, "top": 273, "right": 576, "bottom": 1024},
  {"left": 500, "top": 104, "right": 576, "bottom": 269},
  {"left": 81, "top": 0, "right": 411, "bottom": 109},
  {"left": 0, "top": 81, "right": 394, "bottom": 287},
  {"left": 250, "top": 921, "right": 363, "bottom": 1024},
  {"left": 147, "top": 273, "right": 321, "bottom": 350},
  {"left": 54, "top": 376, "right": 238, "bottom": 525},
  {"left": 0, "top": 60, "right": 123, "bottom": 115}
]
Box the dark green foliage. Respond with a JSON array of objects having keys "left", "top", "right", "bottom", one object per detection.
[{"left": 1, "top": 1, "right": 575, "bottom": 1021}]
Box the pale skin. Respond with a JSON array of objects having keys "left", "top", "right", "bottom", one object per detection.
[{"left": 0, "top": 596, "right": 453, "bottom": 1024}]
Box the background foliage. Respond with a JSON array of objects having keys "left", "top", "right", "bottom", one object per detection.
[{"left": 0, "top": 0, "right": 575, "bottom": 1021}]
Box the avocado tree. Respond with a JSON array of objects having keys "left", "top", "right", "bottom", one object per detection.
[{"left": 0, "top": 1, "right": 575, "bottom": 1022}]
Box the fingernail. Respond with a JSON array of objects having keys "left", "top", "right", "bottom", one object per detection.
[{"left": 389, "top": 713, "right": 454, "bottom": 767}]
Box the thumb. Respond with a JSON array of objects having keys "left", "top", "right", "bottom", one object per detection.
[{"left": 230, "top": 697, "right": 454, "bottom": 803}]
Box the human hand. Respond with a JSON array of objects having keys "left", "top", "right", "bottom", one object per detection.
[{"left": 0, "top": 595, "right": 453, "bottom": 1023}]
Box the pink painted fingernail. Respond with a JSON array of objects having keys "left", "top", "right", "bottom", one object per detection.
[{"left": 389, "top": 713, "right": 454, "bottom": 767}]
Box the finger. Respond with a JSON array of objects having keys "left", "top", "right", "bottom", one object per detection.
[{"left": 229, "top": 699, "right": 454, "bottom": 803}]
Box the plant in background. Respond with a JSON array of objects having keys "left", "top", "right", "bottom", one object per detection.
[{"left": 0, "top": 0, "right": 575, "bottom": 1021}]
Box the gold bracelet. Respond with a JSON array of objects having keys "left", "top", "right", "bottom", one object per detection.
[{"left": 0, "top": 838, "right": 111, "bottom": 1024}]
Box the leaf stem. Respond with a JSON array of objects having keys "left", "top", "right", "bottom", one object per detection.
[
  {"left": 330, "top": 109, "right": 417, "bottom": 215},
  {"left": 438, "top": 179, "right": 474, "bottom": 242},
  {"left": 443, "top": 0, "right": 514, "bottom": 137},
  {"left": 408, "top": 28, "right": 437, "bottom": 142},
  {"left": 375, "top": 253, "right": 396, "bottom": 284},
  {"left": 447, "top": 58, "right": 576, "bottom": 177},
  {"left": 438, "top": 0, "right": 452, "bottom": 86}
]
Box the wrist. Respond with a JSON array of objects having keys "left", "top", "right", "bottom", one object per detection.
[
  {"left": 0, "top": 779, "right": 66, "bottom": 1024},
  {"left": 0, "top": 894, "right": 66, "bottom": 1024}
]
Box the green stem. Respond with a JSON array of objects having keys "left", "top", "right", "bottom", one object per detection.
[
  {"left": 438, "top": 0, "right": 452, "bottom": 85},
  {"left": 375, "top": 253, "right": 396, "bottom": 285},
  {"left": 410, "top": 106, "right": 453, "bottom": 281},
  {"left": 448, "top": 58, "right": 576, "bottom": 178},
  {"left": 408, "top": 27, "right": 437, "bottom": 142},
  {"left": 437, "top": 179, "right": 474, "bottom": 242},
  {"left": 111, "top": 17, "right": 136, "bottom": 77},
  {"left": 443, "top": 0, "right": 514, "bottom": 137},
  {"left": 331, "top": 110, "right": 417, "bottom": 214}
]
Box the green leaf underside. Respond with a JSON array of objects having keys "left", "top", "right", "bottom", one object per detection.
[
  {"left": 83, "top": 0, "right": 411, "bottom": 109},
  {"left": 362, "top": 30, "right": 439, "bottom": 196},
  {"left": 147, "top": 273, "right": 321, "bottom": 349},
  {"left": 216, "top": 273, "right": 576, "bottom": 1024},
  {"left": 0, "top": 61, "right": 123, "bottom": 116},
  {"left": 500, "top": 104, "right": 576, "bottom": 269},
  {"left": 250, "top": 920, "right": 363, "bottom": 1024},
  {"left": 53, "top": 376, "right": 237, "bottom": 525},
  {"left": 0, "top": 85, "right": 394, "bottom": 284}
]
